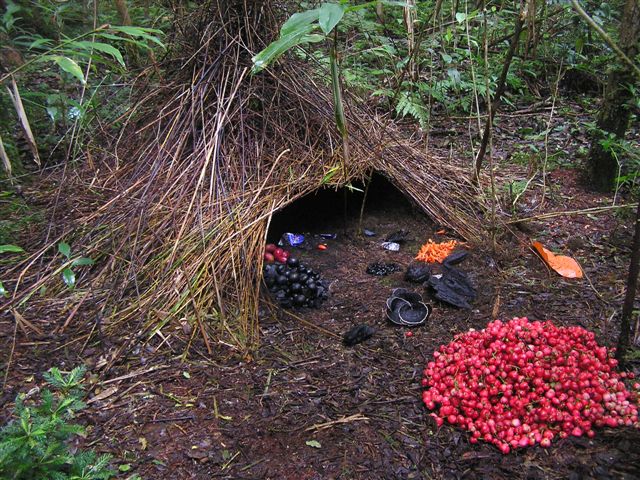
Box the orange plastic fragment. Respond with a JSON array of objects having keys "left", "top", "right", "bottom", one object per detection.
[
  {"left": 532, "top": 241, "right": 583, "bottom": 279},
  {"left": 415, "top": 239, "right": 458, "bottom": 263}
]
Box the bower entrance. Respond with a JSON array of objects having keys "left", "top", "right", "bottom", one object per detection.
[
  {"left": 265, "top": 173, "right": 439, "bottom": 326},
  {"left": 267, "top": 173, "right": 425, "bottom": 242}
]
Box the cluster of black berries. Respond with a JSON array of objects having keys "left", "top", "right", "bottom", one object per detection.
[{"left": 263, "top": 257, "right": 329, "bottom": 308}]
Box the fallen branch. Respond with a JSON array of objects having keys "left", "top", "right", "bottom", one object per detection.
[{"left": 305, "top": 413, "right": 369, "bottom": 432}]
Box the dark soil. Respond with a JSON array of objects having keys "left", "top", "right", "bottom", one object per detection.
[{"left": 2, "top": 101, "right": 640, "bottom": 479}]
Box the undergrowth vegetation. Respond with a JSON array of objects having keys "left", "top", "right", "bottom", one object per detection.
[
  {"left": 0, "top": 366, "right": 115, "bottom": 480},
  {"left": 0, "top": 0, "right": 165, "bottom": 174}
]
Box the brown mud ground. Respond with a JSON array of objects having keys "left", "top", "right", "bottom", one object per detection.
[{"left": 1, "top": 99, "right": 640, "bottom": 479}]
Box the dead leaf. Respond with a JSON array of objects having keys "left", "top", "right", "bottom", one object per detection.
[
  {"left": 87, "top": 386, "right": 118, "bottom": 404},
  {"left": 138, "top": 437, "right": 148, "bottom": 451},
  {"left": 532, "top": 241, "right": 583, "bottom": 279}
]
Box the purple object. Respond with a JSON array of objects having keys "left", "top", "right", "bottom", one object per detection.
[{"left": 280, "top": 233, "right": 305, "bottom": 247}]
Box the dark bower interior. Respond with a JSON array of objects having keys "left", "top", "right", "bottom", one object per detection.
[{"left": 267, "top": 172, "right": 425, "bottom": 241}]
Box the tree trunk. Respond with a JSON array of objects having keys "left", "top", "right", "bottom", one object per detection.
[
  {"left": 616, "top": 199, "right": 640, "bottom": 365},
  {"left": 114, "top": 0, "right": 132, "bottom": 25},
  {"left": 587, "top": 0, "right": 640, "bottom": 192},
  {"left": 376, "top": 0, "right": 385, "bottom": 23},
  {"left": 404, "top": 0, "right": 417, "bottom": 80}
]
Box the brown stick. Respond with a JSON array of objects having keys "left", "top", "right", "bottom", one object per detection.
[
  {"left": 474, "top": 0, "right": 527, "bottom": 180},
  {"left": 616, "top": 199, "right": 640, "bottom": 365}
]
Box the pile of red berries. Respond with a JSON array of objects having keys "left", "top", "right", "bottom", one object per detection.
[{"left": 421, "top": 317, "right": 639, "bottom": 454}]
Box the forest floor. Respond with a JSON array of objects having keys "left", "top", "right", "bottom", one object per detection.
[{"left": 1, "top": 93, "right": 640, "bottom": 479}]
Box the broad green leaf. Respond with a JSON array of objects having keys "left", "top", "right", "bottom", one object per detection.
[
  {"left": 48, "top": 56, "right": 85, "bottom": 84},
  {"left": 62, "top": 268, "right": 76, "bottom": 288},
  {"left": 58, "top": 242, "right": 71, "bottom": 258},
  {"left": 252, "top": 28, "right": 321, "bottom": 73},
  {"left": 305, "top": 440, "right": 321, "bottom": 448},
  {"left": 119, "top": 464, "right": 132, "bottom": 472},
  {"left": 109, "top": 26, "right": 165, "bottom": 49},
  {"left": 96, "top": 32, "right": 151, "bottom": 49},
  {"left": 0, "top": 244, "right": 24, "bottom": 254},
  {"left": 46, "top": 105, "right": 60, "bottom": 122},
  {"left": 447, "top": 68, "right": 461, "bottom": 85},
  {"left": 280, "top": 8, "right": 320, "bottom": 36},
  {"left": 455, "top": 12, "right": 467, "bottom": 23},
  {"left": 318, "top": 3, "right": 345, "bottom": 34},
  {"left": 74, "top": 41, "right": 125, "bottom": 67},
  {"left": 0, "top": 281, "right": 7, "bottom": 297},
  {"left": 71, "top": 257, "right": 95, "bottom": 267},
  {"left": 28, "top": 37, "right": 53, "bottom": 49}
]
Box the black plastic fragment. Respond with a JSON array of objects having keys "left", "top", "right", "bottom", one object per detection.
[
  {"left": 385, "top": 288, "right": 431, "bottom": 326},
  {"left": 343, "top": 324, "right": 376, "bottom": 346},
  {"left": 443, "top": 251, "right": 469, "bottom": 267},
  {"left": 427, "top": 266, "right": 476, "bottom": 309},
  {"left": 405, "top": 263, "right": 431, "bottom": 283}
]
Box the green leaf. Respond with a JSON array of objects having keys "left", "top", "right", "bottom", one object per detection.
[
  {"left": 305, "top": 440, "right": 321, "bottom": 448},
  {"left": 58, "top": 242, "right": 71, "bottom": 258},
  {"left": 28, "top": 37, "right": 53, "bottom": 49},
  {"left": 252, "top": 28, "right": 321, "bottom": 73},
  {"left": 109, "top": 26, "right": 165, "bottom": 49},
  {"left": 119, "top": 464, "right": 132, "bottom": 472},
  {"left": 0, "top": 244, "right": 24, "bottom": 254},
  {"left": 0, "top": 281, "right": 7, "bottom": 297},
  {"left": 455, "top": 12, "right": 467, "bottom": 23},
  {"left": 318, "top": 3, "right": 345, "bottom": 34},
  {"left": 280, "top": 9, "right": 320, "bottom": 36},
  {"left": 75, "top": 41, "right": 125, "bottom": 67},
  {"left": 51, "top": 56, "right": 85, "bottom": 84},
  {"left": 71, "top": 257, "right": 95, "bottom": 267},
  {"left": 62, "top": 268, "right": 76, "bottom": 288}
]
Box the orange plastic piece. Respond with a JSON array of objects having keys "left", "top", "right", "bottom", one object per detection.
[
  {"left": 317, "top": 244, "right": 328, "bottom": 251},
  {"left": 415, "top": 239, "right": 458, "bottom": 263},
  {"left": 532, "top": 241, "right": 583, "bottom": 279}
]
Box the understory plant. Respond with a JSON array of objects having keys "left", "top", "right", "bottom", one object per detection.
[{"left": 0, "top": 366, "right": 114, "bottom": 480}]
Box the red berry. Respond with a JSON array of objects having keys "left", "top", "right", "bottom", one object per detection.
[{"left": 420, "top": 317, "right": 640, "bottom": 454}]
